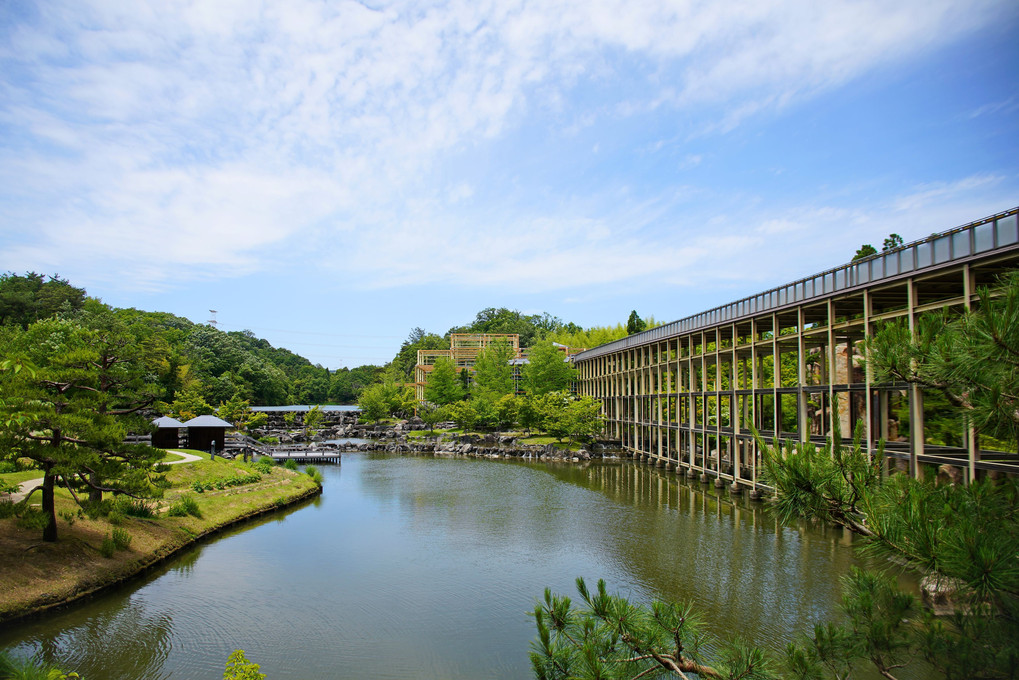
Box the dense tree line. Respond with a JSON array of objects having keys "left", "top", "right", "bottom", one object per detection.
[{"left": 0, "top": 273, "right": 385, "bottom": 409}]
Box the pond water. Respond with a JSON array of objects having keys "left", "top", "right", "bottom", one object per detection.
[{"left": 0, "top": 454, "right": 912, "bottom": 679}]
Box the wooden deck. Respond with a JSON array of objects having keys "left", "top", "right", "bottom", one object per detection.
[{"left": 266, "top": 449, "right": 342, "bottom": 464}]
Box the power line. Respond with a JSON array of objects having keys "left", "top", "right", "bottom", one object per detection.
[{"left": 218, "top": 323, "right": 401, "bottom": 340}]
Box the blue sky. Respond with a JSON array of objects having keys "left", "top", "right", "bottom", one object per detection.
[{"left": 1, "top": 0, "right": 1017, "bottom": 369}]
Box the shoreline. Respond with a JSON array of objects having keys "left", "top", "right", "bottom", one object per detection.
[{"left": 0, "top": 465, "right": 322, "bottom": 629}]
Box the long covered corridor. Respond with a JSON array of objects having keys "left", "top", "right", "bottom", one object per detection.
[{"left": 574, "top": 207, "right": 1019, "bottom": 490}]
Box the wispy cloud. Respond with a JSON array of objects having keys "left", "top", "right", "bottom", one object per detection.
[{"left": 0, "top": 0, "right": 1014, "bottom": 297}]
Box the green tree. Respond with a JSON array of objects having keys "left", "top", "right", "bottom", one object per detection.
[
  {"left": 0, "top": 316, "right": 164, "bottom": 541},
  {"left": 391, "top": 328, "right": 448, "bottom": 381},
  {"left": 882, "top": 233, "right": 904, "bottom": 251},
  {"left": 217, "top": 393, "right": 268, "bottom": 433},
  {"left": 522, "top": 341, "right": 577, "bottom": 396},
  {"left": 446, "top": 400, "right": 478, "bottom": 431},
  {"left": 536, "top": 392, "right": 604, "bottom": 445},
  {"left": 0, "top": 272, "right": 86, "bottom": 329},
  {"left": 494, "top": 394, "right": 519, "bottom": 430},
  {"left": 303, "top": 404, "right": 325, "bottom": 430},
  {"left": 472, "top": 396, "right": 500, "bottom": 431},
  {"left": 447, "top": 307, "right": 544, "bottom": 346},
  {"left": 852, "top": 244, "right": 878, "bottom": 261},
  {"left": 381, "top": 377, "right": 417, "bottom": 418},
  {"left": 532, "top": 577, "right": 774, "bottom": 680},
  {"left": 517, "top": 396, "right": 541, "bottom": 434},
  {"left": 166, "top": 386, "right": 215, "bottom": 421},
  {"left": 424, "top": 357, "right": 464, "bottom": 405},
  {"left": 223, "top": 650, "right": 265, "bottom": 680},
  {"left": 626, "top": 310, "right": 646, "bottom": 335},
  {"left": 418, "top": 401, "right": 446, "bottom": 434},
  {"left": 472, "top": 341, "right": 515, "bottom": 400},
  {"left": 357, "top": 383, "right": 388, "bottom": 424}
]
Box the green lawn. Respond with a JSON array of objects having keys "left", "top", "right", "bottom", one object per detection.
[{"left": 0, "top": 470, "right": 45, "bottom": 485}]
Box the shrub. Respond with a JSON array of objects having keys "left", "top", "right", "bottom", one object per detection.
[
  {"left": 99, "top": 535, "right": 116, "bottom": 558},
  {"left": 107, "top": 510, "right": 125, "bottom": 526},
  {"left": 167, "top": 493, "right": 202, "bottom": 518},
  {"left": 59, "top": 509, "right": 76, "bottom": 526},
  {"left": 254, "top": 457, "right": 276, "bottom": 474},
  {"left": 258, "top": 436, "right": 279, "bottom": 445},
  {"left": 283, "top": 459, "right": 298, "bottom": 471},
  {"left": 305, "top": 465, "right": 323, "bottom": 485},
  {"left": 0, "top": 460, "right": 16, "bottom": 474},
  {"left": 17, "top": 508, "right": 49, "bottom": 530},
  {"left": 192, "top": 481, "right": 205, "bottom": 493},
  {"left": 111, "top": 526, "right": 132, "bottom": 550},
  {"left": 0, "top": 500, "right": 15, "bottom": 519},
  {"left": 112, "top": 495, "right": 156, "bottom": 518}
]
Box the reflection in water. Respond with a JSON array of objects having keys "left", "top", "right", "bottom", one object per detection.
[
  {"left": 0, "top": 454, "right": 905, "bottom": 679},
  {"left": 10, "top": 601, "right": 173, "bottom": 680}
]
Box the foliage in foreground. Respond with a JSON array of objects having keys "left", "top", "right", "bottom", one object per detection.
[
  {"left": 223, "top": 650, "right": 265, "bottom": 680},
  {"left": 758, "top": 424, "right": 1019, "bottom": 680},
  {"left": 0, "top": 648, "right": 266, "bottom": 680},
  {"left": 864, "top": 270, "right": 1019, "bottom": 453},
  {"left": 532, "top": 577, "right": 774, "bottom": 680},
  {"left": 0, "top": 650, "right": 78, "bottom": 679}
]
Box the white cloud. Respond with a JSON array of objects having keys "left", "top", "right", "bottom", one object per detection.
[{"left": 0, "top": 0, "right": 1014, "bottom": 295}]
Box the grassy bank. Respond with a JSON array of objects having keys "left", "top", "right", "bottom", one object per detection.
[{"left": 0, "top": 453, "right": 321, "bottom": 626}]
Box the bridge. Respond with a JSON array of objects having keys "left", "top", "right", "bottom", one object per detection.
[{"left": 573, "top": 207, "right": 1019, "bottom": 491}]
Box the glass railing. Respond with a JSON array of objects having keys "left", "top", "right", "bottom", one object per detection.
[{"left": 576, "top": 207, "right": 1018, "bottom": 361}]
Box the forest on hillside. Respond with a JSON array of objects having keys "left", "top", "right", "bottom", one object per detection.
[{"left": 0, "top": 273, "right": 657, "bottom": 408}]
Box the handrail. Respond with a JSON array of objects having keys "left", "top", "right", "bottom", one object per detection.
[{"left": 575, "top": 206, "right": 1019, "bottom": 361}]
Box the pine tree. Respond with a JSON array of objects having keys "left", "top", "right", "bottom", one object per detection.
[
  {"left": 626, "top": 310, "right": 646, "bottom": 335},
  {"left": 0, "top": 312, "right": 164, "bottom": 541}
]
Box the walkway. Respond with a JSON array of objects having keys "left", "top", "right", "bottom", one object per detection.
[{"left": 3, "top": 450, "right": 204, "bottom": 504}]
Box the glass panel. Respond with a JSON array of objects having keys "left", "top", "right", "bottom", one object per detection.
[
  {"left": 997, "top": 214, "right": 1019, "bottom": 246},
  {"left": 823, "top": 274, "right": 833, "bottom": 293},
  {"left": 900, "top": 248, "right": 914, "bottom": 272},
  {"left": 835, "top": 270, "right": 846, "bottom": 289},
  {"left": 870, "top": 257, "right": 883, "bottom": 279},
  {"left": 934, "top": 236, "right": 951, "bottom": 264},
  {"left": 916, "top": 242, "right": 932, "bottom": 268},
  {"left": 975, "top": 222, "right": 994, "bottom": 252},
  {"left": 856, "top": 263, "right": 869, "bottom": 284},
  {"left": 952, "top": 231, "right": 970, "bottom": 258}
]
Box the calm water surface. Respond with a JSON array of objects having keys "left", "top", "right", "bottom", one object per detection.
[{"left": 1, "top": 454, "right": 901, "bottom": 679}]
